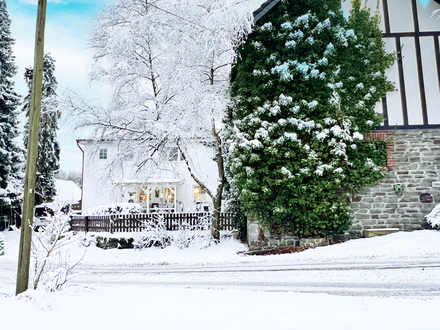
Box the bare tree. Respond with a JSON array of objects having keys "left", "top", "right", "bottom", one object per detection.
[{"left": 65, "top": 0, "right": 257, "bottom": 239}]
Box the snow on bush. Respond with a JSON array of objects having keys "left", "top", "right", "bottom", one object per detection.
[
  {"left": 83, "top": 203, "right": 143, "bottom": 216},
  {"left": 0, "top": 232, "right": 4, "bottom": 256},
  {"left": 31, "top": 204, "right": 88, "bottom": 291},
  {"left": 228, "top": 0, "right": 394, "bottom": 237},
  {"left": 173, "top": 215, "right": 214, "bottom": 249},
  {"left": 133, "top": 214, "right": 215, "bottom": 250},
  {"left": 425, "top": 204, "right": 440, "bottom": 229},
  {"left": 133, "top": 216, "right": 169, "bottom": 249}
]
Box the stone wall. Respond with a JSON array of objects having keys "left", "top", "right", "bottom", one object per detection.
[
  {"left": 247, "top": 219, "right": 328, "bottom": 251},
  {"left": 246, "top": 128, "right": 440, "bottom": 250},
  {"left": 348, "top": 128, "right": 440, "bottom": 237}
]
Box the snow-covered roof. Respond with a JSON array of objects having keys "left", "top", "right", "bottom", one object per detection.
[
  {"left": 254, "top": 0, "right": 440, "bottom": 22},
  {"left": 76, "top": 137, "right": 214, "bottom": 146},
  {"left": 83, "top": 203, "right": 143, "bottom": 216},
  {"left": 116, "top": 178, "right": 184, "bottom": 185},
  {"left": 55, "top": 179, "right": 81, "bottom": 203}
]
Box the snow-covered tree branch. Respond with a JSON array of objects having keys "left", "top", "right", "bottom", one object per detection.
[
  {"left": 64, "top": 0, "right": 259, "bottom": 239},
  {"left": 0, "top": 0, "right": 23, "bottom": 212}
]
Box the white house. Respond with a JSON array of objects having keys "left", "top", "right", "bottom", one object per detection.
[
  {"left": 79, "top": 0, "right": 440, "bottom": 234},
  {"left": 77, "top": 139, "right": 219, "bottom": 213}
]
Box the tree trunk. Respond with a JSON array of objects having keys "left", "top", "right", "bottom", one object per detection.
[
  {"left": 210, "top": 122, "right": 224, "bottom": 241},
  {"left": 177, "top": 128, "right": 224, "bottom": 241},
  {"left": 211, "top": 195, "right": 221, "bottom": 241}
]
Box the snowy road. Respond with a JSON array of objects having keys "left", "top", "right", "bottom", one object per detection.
[
  {"left": 4, "top": 231, "right": 440, "bottom": 330},
  {"left": 71, "top": 260, "right": 440, "bottom": 298},
  {"left": 3, "top": 230, "right": 440, "bottom": 300}
]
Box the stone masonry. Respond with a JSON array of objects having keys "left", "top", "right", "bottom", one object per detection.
[
  {"left": 247, "top": 128, "right": 440, "bottom": 250},
  {"left": 247, "top": 218, "right": 329, "bottom": 251},
  {"left": 348, "top": 128, "right": 440, "bottom": 237}
]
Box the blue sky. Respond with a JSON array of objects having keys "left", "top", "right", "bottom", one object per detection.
[
  {"left": 8, "top": 0, "right": 114, "bottom": 95},
  {"left": 4, "top": 0, "right": 438, "bottom": 173},
  {"left": 7, "top": 0, "right": 116, "bottom": 172},
  {"left": 419, "top": 0, "right": 432, "bottom": 7}
]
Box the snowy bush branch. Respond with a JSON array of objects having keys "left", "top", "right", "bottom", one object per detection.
[
  {"left": 61, "top": 0, "right": 259, "bottom": 239},
  {"left": 31, "top": 205, "right": 87, "bottom": 291},
  {"left": 133, "top": 213, "right": 215, "bottom": 250},
  {"left": 426, "top": 204, "right": 440, "bottom": 229},
  {"left": 227, "top": 0, "right": 395, "bottom": 237}
]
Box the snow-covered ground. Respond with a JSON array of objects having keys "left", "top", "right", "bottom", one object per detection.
[{"left": 1, "top": 229, "right": 440, "bottom": 329}]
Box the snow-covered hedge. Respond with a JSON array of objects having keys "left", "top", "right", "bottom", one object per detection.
[
  {"left": 134, "top": 214, "right": 214, "bottom": 250},
  {"left": 83, "top": 203, "right": 144, "bottom": 216},
  {"left": 90, "top": 214, "right": 229, "bottom": 250},
  {"left": 426, "top": 204, "right": 440, "bottom": 229},
  {"left": 133, "top": 216, "right": 170, "bottom": 249},
  {"left": 31, "top": 204, "right": 90, "bottom": 291},
  {"left": 227, "top": 0, "right": 394, "bottom": 237}
]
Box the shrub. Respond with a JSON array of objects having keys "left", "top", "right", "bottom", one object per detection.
[
  {"left": 31, "top": 205, "right": 87, "bottom": 291},
  {"left": 133, "top": 214, "right": 215, "bottom": 250},
  {"left": 227, "top": 0, "right": 394, "bottom": 237},
  {"left": 426, "top": 204, "right": 440, "bottom": 229}
]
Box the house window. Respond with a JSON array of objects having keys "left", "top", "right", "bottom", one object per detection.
[
  {"left": 168, "top": 147, "right": 185, "bottom": 161},
  {"left": 165, "top": 187, "right": 175, "bottom": 203},
  {"left": 139, "top": 190, "right": 150, "bottom": 202},
  {"left": 99, "top": 149, "right": 107, "bottom": 159},
  {"left": 169, "top": 147, "right": 178, "bottom": 161},
  {"left": 194, "top": 186, "right": 207, "bottom": 202},
  {"left": 362, "top": 131, "right": 390, "bottom": 169},
  {"left": 124, "top": 153, "right": 134, "bottom": 161}
]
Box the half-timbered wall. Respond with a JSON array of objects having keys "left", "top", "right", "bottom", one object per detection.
[
  {"left": 343, "top": 0, "right": 440, "bottom": 128},
  {"left": 243, "top": 0, "right": 440, "bottom": 245},
  {"left": 243, "top": 0, "right": 440, "bottom": 246},
  {"left": 344, "top": 0, "right": 440, "bottom": 238}
]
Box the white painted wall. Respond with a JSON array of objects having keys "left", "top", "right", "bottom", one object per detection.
[
  {"left": 343, "top": 0, "right": 440, "bottom": 127},
  {"left": 79, "top": 140, "right": 219, "bottom": 213},
  {"left": 383, "top": 37, "right": 404, "bottom": 126},
  {"left": 418, "top": 1, "right": 440, "bottom": 32}
]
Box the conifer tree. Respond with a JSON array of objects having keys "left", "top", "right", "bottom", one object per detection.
[
  {"left": 23, "top": 54, "right": 60, "bottom": 206},
  {"left": 0, "top": 0, "right": 23, "bottom": 211},
  {"left": 228, "top": 0, "right": 395, "bottom": 237}
]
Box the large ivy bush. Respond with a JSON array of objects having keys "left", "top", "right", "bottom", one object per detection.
[{"left": 227, "top": 0, "right": 395, "bottom": 237}]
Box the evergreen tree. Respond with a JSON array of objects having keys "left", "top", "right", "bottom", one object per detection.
[
  {"left": 23, "top": 54, "right": 60, "bottom": 206},
  {"left": 228, "top": 0, "right": 395, "bottom": 237},
  {"left": 0, "top": 0, "right": 23, "bottom": 211}
]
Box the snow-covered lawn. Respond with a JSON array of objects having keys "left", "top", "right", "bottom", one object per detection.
[
  {"left": 2, "top": 286, "right": 438, "bottom": 330},
  {"left": 1, "top": 229, "right": 440, "bottom": 329}
]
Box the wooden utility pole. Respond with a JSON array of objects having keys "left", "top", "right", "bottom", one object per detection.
[{"left": 16, "top": 0, "right": 47, "bottom": 295}]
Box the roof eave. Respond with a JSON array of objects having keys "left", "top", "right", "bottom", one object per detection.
[{"left": 253, "top": 0, "right": 282, "bottom": 22}]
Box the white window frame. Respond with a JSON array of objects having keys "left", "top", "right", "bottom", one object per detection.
[{"left": 99, "top": 149, "right": 107, "bottom": 160}]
